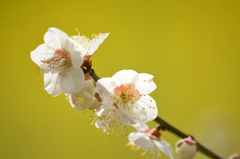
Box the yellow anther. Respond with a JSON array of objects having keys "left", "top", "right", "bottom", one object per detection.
[{"left": 76, "top": 28, "right": 80, "bottom": 36}]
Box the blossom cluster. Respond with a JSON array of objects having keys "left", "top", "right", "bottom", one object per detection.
[{"left": 31, "top": 28, "right": 198, "bottom": 159}]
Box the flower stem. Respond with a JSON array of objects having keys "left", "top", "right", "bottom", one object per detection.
[
  {"left": 89, "top": 69, "right": 100, "bottom": 81},
  {"left": 91, "top": 70, "right": 224, "bottom": 159},
  {"left": 154, "top": 116, "right": 224, "bottom": 159}
]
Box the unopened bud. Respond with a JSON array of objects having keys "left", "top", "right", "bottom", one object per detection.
[
  {"left": 66, "top": 76, "right": 102, "bottom": 110},
  {"left": 229, "top": 153, "right": 240, "bottom": 159},
  {"left": 175, "top": 136, "right": 198, "bottom": 159}
]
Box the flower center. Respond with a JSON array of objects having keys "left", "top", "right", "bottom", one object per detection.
[
  {"left": 39, "top": 49, "right": 72, "bottom": 74},
  {"left": 114, "top": 84, "right": 141, "bottom": 105},
  {"left": 141, "top": 129, "right": 161, "bottom": 140}
]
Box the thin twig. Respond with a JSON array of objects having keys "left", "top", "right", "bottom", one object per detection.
[{"left": 154, "top": 116, "right": 225, "bottom": 159}]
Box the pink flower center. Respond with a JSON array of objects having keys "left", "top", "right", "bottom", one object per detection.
[
  {"left": 39, "top": 49, "right": 72, "bottom": 73},
  {"left": 54, "top": 49, "right": 70, "bottom": 57},
  {"left": 114, "top": 84, "right": 141, "bottom": 104},
  {"left": 141, "top": 129, "right": 161, "bottom": 140}
]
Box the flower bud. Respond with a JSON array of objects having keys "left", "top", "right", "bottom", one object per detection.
[
  {"left": 175, "top": 136, "right": 198, "bottom": 159},
  {"left": 229, "top": 153, "right": 240, "bottom": 159},
  {"left": 66, "top": 75, "right": 102, "bottom": 110}
]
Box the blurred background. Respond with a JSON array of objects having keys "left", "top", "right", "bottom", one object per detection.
[{"left": 1, "top": 0, "right": 239, "bottom": 158}]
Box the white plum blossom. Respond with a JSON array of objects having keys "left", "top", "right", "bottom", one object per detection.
[
  {"left": 31, "top": 28, "right": 84, "bottom": 96},
  {"left": 127, "top": 123, "right": 174, "bottom": 159},
  {"left": 71, "top": 31, "right": 109, "bottom": 64},
  {"left": 93, "top": 70, "right": 158, "bottom": 136},
  {"left": 175, "top": 136, "right": 198, "bottom": 159},
  {"left": 66, "top": 75, "right": 102, "bottom": 111}
]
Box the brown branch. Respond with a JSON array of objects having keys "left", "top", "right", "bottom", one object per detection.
[{"left": 154, "top": 116, "right": 225, "bottom": 159}]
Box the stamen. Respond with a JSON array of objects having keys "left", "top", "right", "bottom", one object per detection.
[
  {"left": 128, "top": 142, "right": 161, "bottom": 159},
  {"left": 76, "top": 28, "right": 80, "bottom": 36},
  {"left": 114, "top": 84, "right": 141, "bottom": 107},
  {"left": 38, "top": 49, "right": 72, "bottom": 74},
  {"left": 90, "top": 109, "right": 128, "bottom": 137},
  {"left": 91, "top": 33, "right": 99, "bottom": 38}
]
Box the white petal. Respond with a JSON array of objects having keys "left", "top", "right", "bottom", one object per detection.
[
  {"left": 129, "top": 122, "right": 143, "bottom": 127},
  {"left": 95, "top": 119, "right": 107, "bottom": 131},
  {"left": 128, "top": 132, "right": 154, "bottom": 148},
  {"left": 116, "top": 110, "right": 137, "bottom": 125},
  {"left": 70, "top": 35, "right": 88, "bottom": 56},
  {"left": 134, "top": 95, "right": 158, "bottom": 122},
  {"left": 96, "top": 78, "right": 115, "bottom": 103},
  {"left": 87, "top": 97, "right": 102, "bottom": 110},
  {"left": 44, "top": 72, "right": 62, "bottom": 97},
  {"left": 70, "top": 39, "right": 84, "bottom": 57},
  {"left": 44, "top": 28, "right": 61, "bottom": 49},
  {"left": 60, "top": 67, "right": 84, "bottom": 94},
  {"left": 67, "top": 79, "right": 101, "bottom": 111},
  {"left": 69, "top": 96, "right": 101, "bottom": 111},
  {"left": 44, "top": 28, "right": 69, "bottom": 49},
  {"left": 94, "top": 106, "right": 104, "bottom": 117},
  {"left": 101, "top": 103, "right": 136, "bottom": 125},
  {"left": 112, "top": 70, "right": 139, "bottom": 86},
  {"left": 67, "top": 94, "right": 86, "bottom": 111},
  {"left": 78, "top": 79, "right": 96, "bottom": 98},
  {"left": 87, "top": 33, "right": 110, "bottom": 55},
  {"left": 135, "top": 73, "right": 157, "bottom": 94},
  {"left": 133, "top": 122, "right": 149, "bottom": 132},
  {"left": 30, "top": 44, "right": 52, "bottom": 66},
  {"left": 120, "top": 117, "right": 136, "bottom": 125},
  {"left": 153, "top": 140, "right": 174, "bottom": 159},
  {"left": 64, "top": 39, "right": 83, "bottom": 67}
]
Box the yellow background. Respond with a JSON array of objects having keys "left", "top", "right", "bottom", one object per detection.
[{"left": 1, "top": 0, "right": 239, "bottom": 158}]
